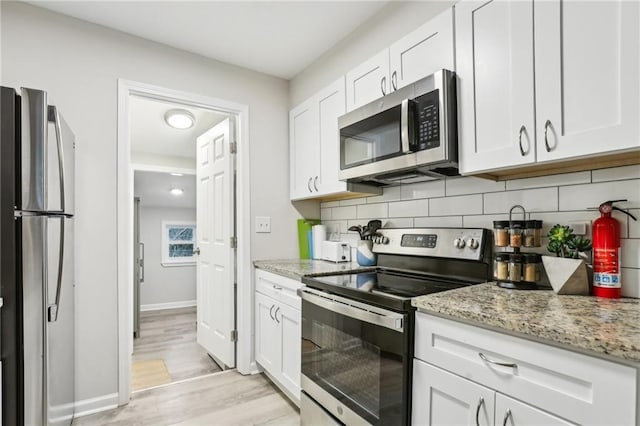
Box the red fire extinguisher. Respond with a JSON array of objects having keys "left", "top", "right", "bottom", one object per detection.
[{"left": 592, "top": 200, "right": 637, "bottom": 298}]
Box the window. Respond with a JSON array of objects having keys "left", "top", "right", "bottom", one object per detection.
[{"left": 162, "top": 221, "right": 196, "bottom": 266}]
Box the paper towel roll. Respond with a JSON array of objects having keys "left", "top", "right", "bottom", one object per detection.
[{"left": 312, "top": 225, "right": 327, "bottom": 260}]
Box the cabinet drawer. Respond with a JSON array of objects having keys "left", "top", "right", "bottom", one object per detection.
[
  {"left": 255, "top": 269, "right": 302, "bottom": 310},
  {"left": 415, "top": 313, "right": 636, "bottom": 425}
]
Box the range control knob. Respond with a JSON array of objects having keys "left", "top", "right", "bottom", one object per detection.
[
  {"left": 453, "top": 238, "right": 466, "bottom": 249},
  {"left": 373, "top": 236, "right": 389, "bottom": 245},
  {"left": 467, "top": 238, "right": 480, "bottom": 250}
]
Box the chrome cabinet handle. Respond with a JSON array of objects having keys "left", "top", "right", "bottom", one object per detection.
[
  {"left": 274, "top": 307, "right": 281, "bottom": 323},
  {"left": 518, "top": 125, "right": 527, "bottom": 156},
  {"left": 313, "top": 176, "right": 319, "bottom": 192},
  {"left": 479, "top": 352, "right": 518, "bottom": 369},
  {"left": 391, "top": 71, "right": 398, "bottom": 91},
  {"left": 272, "top": 284, "right": 283, "bottom": 290},
  {"left": 475, "top": 397, "right": 484, "bottom": 426},
  {"left": 544, "top": 119, "right": 553, "bottom": 152},
  {"left": 380, "top": 76, "right": 386, "bottom": 96},
  {"left": 269, "top": 305, "right": 275, "bottom": 321},
  {"left": 307, "top": 177, "right": 313, "bottom": 193},
  {"left": 502, "top": 409, "right": 512, "bottom": 426}
]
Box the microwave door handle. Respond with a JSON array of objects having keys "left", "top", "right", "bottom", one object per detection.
[
  {"left": 48, "top": 105, "right": 66, "bottom": 213},
  {"left": 400, "top": 99, "right": 412, "bottom": 153}
]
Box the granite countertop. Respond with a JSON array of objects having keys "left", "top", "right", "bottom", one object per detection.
[
  {"left": 254, "top": 259, "right": 375, "bottom": 280},
  {"left": 412, "top": 283, "right": 640, "bottom": 363}
]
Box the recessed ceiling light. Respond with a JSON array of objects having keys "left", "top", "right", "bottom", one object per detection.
[
  {"left": 170, "top": 188, "right": 184, "bottom": 196},
  {"left": 164, "top": 109, "right": 195, "bottom": 129},
  {"left": 170, "top": 172, "right": 184, "bottom": 177}
]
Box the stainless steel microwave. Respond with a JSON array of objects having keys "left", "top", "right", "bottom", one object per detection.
[{"left": 339, "top": 69, "right": 458, "bottom": 185}]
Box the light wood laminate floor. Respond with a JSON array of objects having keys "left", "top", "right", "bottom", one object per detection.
[
  {"left": 132, "top": 307, "right": 221, "bottom": 391},
  {"left": 73, "top": 371, "right": 300, "bottom": 426}
]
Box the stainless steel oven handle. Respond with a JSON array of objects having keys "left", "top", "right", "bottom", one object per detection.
[
  {"left": 300, "top": 287, "right": 404, "bottom": 332},
  {"left": 400, "top": 99, "right": 411, "bottom": 153}
]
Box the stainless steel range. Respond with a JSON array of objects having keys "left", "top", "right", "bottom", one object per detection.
[{"left": 299, "top": 227, "right": 492, "bottom": 426}]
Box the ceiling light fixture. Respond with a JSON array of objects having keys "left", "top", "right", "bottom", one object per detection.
[
  {"left": 170, "top": 188, "right": 184, "bottom": 196},
  {"left": 164, "top": 109, "right": 195, "bottom": 129},
  {"left": 170, "top": 172, "right": 184, "bottom": 177}
]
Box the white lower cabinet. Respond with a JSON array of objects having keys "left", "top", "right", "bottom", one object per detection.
[
  {"left": 412, "top": 312, "right": 637, "bottom": 426},
  {"left": 254, "top": 270, "right": 301, "bottom": 403}
]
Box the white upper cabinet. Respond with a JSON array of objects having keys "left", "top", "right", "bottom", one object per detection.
[
  {"left": 389, "top": 7, "right": 455, "bottom": 90},
  {"left": 534, "top": 0, "right": 640, "bottom": 162},
  {"left": 457, "top": 0, "right": 536, "bottom": 174},
  {"left": 346, "top": 7, "right": 456, "bottom": 112},
  {"left": 317, "top": 78, "right": 347, "bottom": 195},
  {"left": 457, "top": 0, "right": 640, "bottom": 176},
  {"left": 345, "top": 49, "right": 390, "bottom": 112},
  {"left": 290, "top": 97, "right": 320, "bottom": 200}
]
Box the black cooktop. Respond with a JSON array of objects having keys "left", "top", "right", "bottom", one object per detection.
[{"left": 302, "top": 268, "right": 476, "bottom": 312}]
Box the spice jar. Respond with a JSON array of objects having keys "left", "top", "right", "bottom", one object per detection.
[
  {"left": 509, "top": 221, "right": 525, "bottom": 248},
  {"left": 508, "top": 253, "right": 523, "bottom": 282},
  {"left": 524, "top": 220, "right": 543, "bottom": 247},
  {"left": 523, "top": 253, "right": 541, "bottom": 282},
  {"left": 493, "top": 253, "right": 510, "bottom": 281},
  {"left": 493, "top": 221, "right": 510, "bottom": 247}
]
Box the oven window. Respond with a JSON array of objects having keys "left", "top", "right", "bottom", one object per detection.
[
  {"left": 340, "top": 107, "right": 402, "bottom": 169},
  {"left": 301, "top": 299, "right": 408, "bottom": 425}
]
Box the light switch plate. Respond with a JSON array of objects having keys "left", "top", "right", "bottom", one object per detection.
[
  {"left": 569, "top": 221, "right": 589, "bottom": 236},
  {"left": 256, "top": 216, "right": 271, "bottom": 233}
]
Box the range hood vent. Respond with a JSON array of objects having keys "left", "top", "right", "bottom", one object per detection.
[{"left": 346, "top": 162, "right": 460, "bottom": 186}]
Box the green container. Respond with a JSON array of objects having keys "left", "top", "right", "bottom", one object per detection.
[{"left": 297, "top": 218, "right": 320, "bottom": 259}]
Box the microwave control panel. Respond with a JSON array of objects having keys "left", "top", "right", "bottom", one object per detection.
[{"left": 414, "top": 90, "right": 440, "bottom": 150}]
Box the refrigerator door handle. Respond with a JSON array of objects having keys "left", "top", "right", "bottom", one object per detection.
[
  {"left": 48, "top": 217, "right": 65, "bottom": 322},
  {"left": 48, "top": 105, "right": 66, "bottom": 213}
]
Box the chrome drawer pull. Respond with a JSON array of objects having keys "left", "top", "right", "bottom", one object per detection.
[
  {"left": 544, "top": 119, "right": 553, "bottom": 152},
  {"left": 502, "top": 409, "right": 512, "bottom": 426},
  {"left": 479, "top": 352, "right": 518, "bottom": 369},
  {"left": 475, "top": 396, "right": 484, "bottom": 426},
  {"left": 272, "top": 284, "right": 283, "bottom": 290}
]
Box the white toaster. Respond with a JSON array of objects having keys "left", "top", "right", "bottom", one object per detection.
[{"left": 322, "top": 241, "right": 351, "bottom": 263}]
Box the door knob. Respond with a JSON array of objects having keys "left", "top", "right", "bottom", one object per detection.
[{"left": 193, "top": 247, "right": 201, "bottom": 255}]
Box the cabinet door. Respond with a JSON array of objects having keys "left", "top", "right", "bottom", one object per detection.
[
  {"left": 255, "top": 292, "right": 280, "bottom": 375},
  {"left": 496, "top": 393, "right": 576, "bottom": 426},
  {"left": 317, "top": 77, "right": 347, "bottom": 196},
  {"left": 535, "top": 0, "right": 640, "bottom": 162},
  {"left": 290, "top": 98, "right": 320, "bottom": 200},
  {"left": 456, "top": 0, "right": 536, "bottom": 174},
  {"left": 276, "top": 302, "right": 301, "bottom": 401},
  {"left": 345, "top": 49, "right": 390, "bottom": 112},
  {"left": 389, "top": 7, "right": 455, "bottom": 90},
  {"left": 412, "top": 359, "right": 494, "bottom": 426}
]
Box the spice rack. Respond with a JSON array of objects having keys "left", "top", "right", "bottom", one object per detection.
[{"left": 493, "top": 205, "right": 543, "bottom": 290}]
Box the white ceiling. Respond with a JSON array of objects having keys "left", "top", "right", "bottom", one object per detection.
[
  {"left": 26, "top": 1, "right": 389, "bottom": 79},
  {"left": 130, "top": 95, "right": 228, "bottom": 161},
  {"left": 134, "top": 170, "right": 196, "bottom": 208}
]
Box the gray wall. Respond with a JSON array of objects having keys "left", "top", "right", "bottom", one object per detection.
[
  {"left": 1, "top": 1, "right": 302, "bottom": 403},
  {"left": 321, "top": 166, "right": 640, "bottom": 298},
  {"left": 139, "top": 207, "right": 196, "bottom": 308}
]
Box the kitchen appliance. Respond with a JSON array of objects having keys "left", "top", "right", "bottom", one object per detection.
[
  {"left": 1, "top": 86, "right": 76, "bottom": 425},
  {"left": 322, "top": 241, "right": 351, "bottom": 263},
  {"left": 313, "top": 224, "right": 328, "bottom": 260},
  {"left": 299, "top": 227, "right": 491, "bottom": 425},
  {"left": 339, "top": 70, "right": 458, "bottom": 186}
]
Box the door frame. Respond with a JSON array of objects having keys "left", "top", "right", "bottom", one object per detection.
[{"left": 116, "top": 79, "right": 252, "bottom": 405}]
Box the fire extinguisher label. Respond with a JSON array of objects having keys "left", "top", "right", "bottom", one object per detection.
[{"left": 594, "top": 272, "right": 621, "bottom": 288}]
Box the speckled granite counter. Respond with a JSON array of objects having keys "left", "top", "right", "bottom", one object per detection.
[
  {"left": 254, "top": 259, "right": 375, "bottom": 281},
  {"left": 412, "top": 283, "right": 640, "bottom": 363}
]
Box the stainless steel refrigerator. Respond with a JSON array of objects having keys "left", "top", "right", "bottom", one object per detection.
[{"left": 1, "top": 86, "right": 76, "bottom": 425}]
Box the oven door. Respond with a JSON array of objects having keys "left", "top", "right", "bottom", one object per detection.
[{"left": 300, "top": 288, "right": 411, "bottom": 426}]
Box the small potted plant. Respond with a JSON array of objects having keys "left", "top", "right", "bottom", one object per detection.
[{"left": 542, "top": 225, "right": 592, "bottom": 295}]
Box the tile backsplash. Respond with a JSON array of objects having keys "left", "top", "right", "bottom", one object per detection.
[{"left": 321, "top": 165, "right": 640, "bottom": 298}]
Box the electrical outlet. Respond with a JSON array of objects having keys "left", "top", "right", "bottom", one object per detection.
[{"left": 256, "top": 216, "right": 271, "bottom": 233}]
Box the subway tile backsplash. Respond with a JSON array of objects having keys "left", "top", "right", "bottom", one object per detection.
[{"left": 321, "top": 166, "right": 640, "bottom": 298}]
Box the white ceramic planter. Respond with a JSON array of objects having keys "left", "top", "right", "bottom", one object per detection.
[{"left": 541, "top": 256, "right": 590, "bottom": 295}]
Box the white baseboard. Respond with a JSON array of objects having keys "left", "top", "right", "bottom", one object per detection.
[
  {"left": 140, "top": 300, "right": 196, "bottom": 312},
  {"left": 74, "top": 392, "right": 119, "bottom": 419}
]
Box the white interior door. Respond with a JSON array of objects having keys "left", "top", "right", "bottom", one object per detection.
[{"left": 196, "top": 117, "right": 236, "bottom": 368}]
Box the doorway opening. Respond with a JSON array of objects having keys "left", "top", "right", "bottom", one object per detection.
[{"left": 117, "top": 80, "right": 253, "bottom": 405}]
